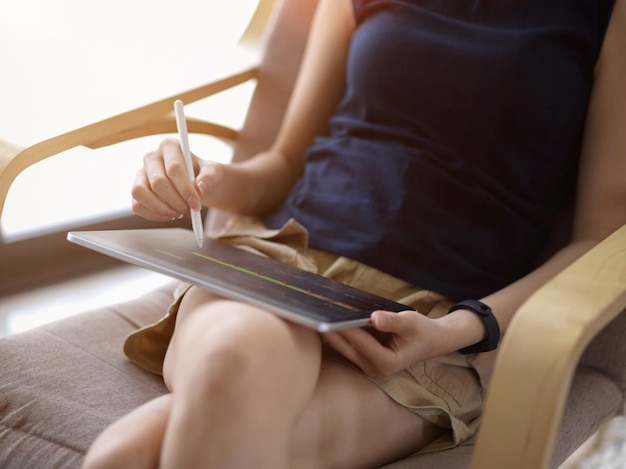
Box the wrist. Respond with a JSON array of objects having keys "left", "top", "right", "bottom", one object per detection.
[
  {"left": 447, "top": 300, "right": 500, "bottom": 354},
  {"left": 437, "top": 307, "right": 488, "bottom": 353}
]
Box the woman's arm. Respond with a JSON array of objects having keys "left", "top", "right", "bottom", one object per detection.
[
  {"left": 132, "top": 0, "right": 355, "bottom": 221},
  {"left": 324, "top": 0, "right": 626, "bottom": 377},
  {"left": 482, "top": 0, "right": 626, "bottom": 336}
]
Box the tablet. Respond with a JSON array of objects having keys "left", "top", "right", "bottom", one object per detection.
[{"left": 67, "top": 228, "right": 414, "bottom": 331}]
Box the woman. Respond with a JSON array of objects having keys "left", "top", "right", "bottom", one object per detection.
[{"left": 83, "top": 0, "right": 626, "bottom": 467}]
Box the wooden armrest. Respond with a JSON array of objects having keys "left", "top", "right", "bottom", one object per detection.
[
  {"left": 0, "top": 58, "right": 259, "bottom": 219},
  {"left": 472, "top": 224, "right": 626, "bottom": 469}
]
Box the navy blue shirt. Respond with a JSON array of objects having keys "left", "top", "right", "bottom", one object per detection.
[{"left": 265, "top": 0, "right": 615, "bottom": 300}]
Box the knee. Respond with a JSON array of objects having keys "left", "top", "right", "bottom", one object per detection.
[
  {"left": 166, "top": 323, "right": 267, "bottom": 397},
  {"left": 163, "top": 305, "right": 260, "bottom": 387},
  {"left": 164, "top": 302, "right": 320, "bottom": 390},
  {"left": 194, "top": 339, "right": 259, "bottom": 392}
]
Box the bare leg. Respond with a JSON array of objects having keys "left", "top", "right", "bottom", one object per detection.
[
  {"left": 161, "top": 287, "right": 444, "bottom": 468},
  {"left": 82, "top": 394, "right": 172, "bottom": 469},
  {"left": 81, "top": 287, "right": 321, "bottom": 469},
  {"left": 160, "top": 287, "right": 323, "bottom": 469},
  {"left": 290, "top": 359, "right": 444, "bottom": 468},
  {"left": 84, "top": 287, "right": 445, "bottom": 469}
]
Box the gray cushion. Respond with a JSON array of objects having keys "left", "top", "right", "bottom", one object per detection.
[{"left": 0, "top": 285, "right": 171, "bottom": 469}]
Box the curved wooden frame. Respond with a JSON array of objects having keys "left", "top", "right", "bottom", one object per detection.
[
  {"left": 0, "top": 65, "right": 257, "bottom": 219},
  {"left": 0, "top": 0, "right": 277, "bottom": 218},
  {"left": 472, "top": 225, "right": 626, "bottom": 469}
]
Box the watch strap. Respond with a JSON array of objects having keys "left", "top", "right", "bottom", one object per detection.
[{"left": 448, "top": 299, "right": 500, "bottom": 354}]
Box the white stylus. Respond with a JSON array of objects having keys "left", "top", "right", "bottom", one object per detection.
[{"left": 174, "top": 99, "right": 204, "bottom": 248}]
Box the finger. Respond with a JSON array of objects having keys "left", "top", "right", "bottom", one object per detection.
[
  {"left": 196, "top": 161, "right": 224, "bottom": 198},
  {"left": 160, "top": 139, "right": 202, "bottom": 211},
  {"left": 323, "top": 332, "right": 374, "bottom": 374},
  {"left": 325, "top": 329, "right": 398, "bottom": 376},
  {"left": 370, "top": 310, "right": 419, "bottom": 335},
  {"left": 131, "top": 169, "right": 183, "bottom": 221},
  {"left": 132, "top": 199, "right": 182, "bottom": 222},
  {"left": 342, "top": 328, "right": 401, "bottom": 373},
  {"left": 141, "top": 147, "right": 190, "bottom": 216}
]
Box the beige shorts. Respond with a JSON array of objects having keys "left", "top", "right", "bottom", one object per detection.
[{"left": 124, "top": 217, "right": 496, "bottom": 452}]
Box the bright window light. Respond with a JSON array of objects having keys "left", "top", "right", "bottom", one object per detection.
[{"left": 0, "top": 0, "right": 260, "bottom": 241}]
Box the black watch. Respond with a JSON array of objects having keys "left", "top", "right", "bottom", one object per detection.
[{"left": 447, "top": 299, "right": 500, "bottom": 354}]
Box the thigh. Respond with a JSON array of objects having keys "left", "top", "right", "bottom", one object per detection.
[
  {"left": 162, "top": 286, "right": 322, "bottom": 397},
  {"left": 291, "top": 358, "right": 444, "bottom": 469}
]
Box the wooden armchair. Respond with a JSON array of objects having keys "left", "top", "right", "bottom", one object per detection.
[{"left": 1, "top": 0, "right": 624, "bottom": 467}]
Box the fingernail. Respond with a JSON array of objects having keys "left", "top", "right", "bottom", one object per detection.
[
  {"left": 188, "top": 197, "right": 201, "bottom": 211},
  {"left": 197, "top": 180, "right": 207, "bottom": 196},
  {"left": 372, "top": 311, "right": 386, "bottom": 328}
]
